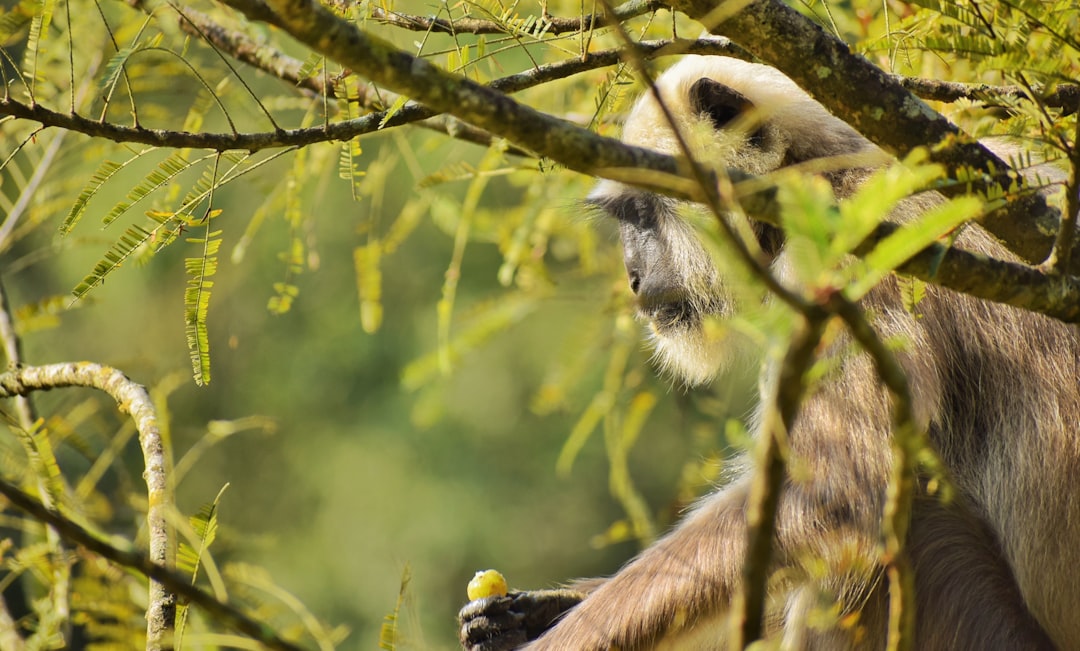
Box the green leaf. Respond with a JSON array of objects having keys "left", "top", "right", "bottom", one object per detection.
[
  {"left": 62, "top": 149, "right": 158, "bottom": 235},
  {"left": 184, "top": 215, "right": 223, "bottom": 386},
  {"left": 175, "top": 484, "right": 229, "bottom": 649},
  {"left": 97, "top": 46, "right": 136, "bottom": 99},
  {"left": 850, "top": 196, "right": 982, "bottom": 298},
  {"left": 401, "top": 293, "right": 538, "bottom": 391},
  {"left": 296, "top": 53, "right": 324, "bottom": 82},
  {"left": 606, "top": 390, "right": 658, "bottom": 544},
  {"left": 378, "top": 566, "right": 412, "bottom": 651},
  {"left": 71, "top": 212, "right": 174, "bottom": 301},
  {"left": 102, "top": 151, "right": 202, "bottom": 228},
  {"left": 436, "top": 141, "right": 509, "bottom": 374},
  {"left": 0, "top": 11, "right": 31, "bottom": 42},
  {"left": 378, "top": 95, "right": 409, "bottom": 129},
  {"left": 354, "top": 241, "right": 383, "bottom": 334}
]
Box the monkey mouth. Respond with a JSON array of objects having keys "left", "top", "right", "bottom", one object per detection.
[
  {"left": 636, "top": 288, "right": 729, "bottom": 335},
  {"left": 643, "top": 301, "right": 697, "bottom": 331},
  {"left": 636, "top": 293, "right": 705, "bottom": 333}
]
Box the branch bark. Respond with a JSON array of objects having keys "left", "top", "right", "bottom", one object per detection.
[
  {"left": 0, "top": 363, "right": 175, "bottom": 650},
  {"left": 368, "top": 0, "right": 663, "bottom": 35},
  {"left": 893, "top": 75, "right": 1080, "bottom": 115},
  {"left": 738, "top": 314, "right": 826, "bottom": 647}
]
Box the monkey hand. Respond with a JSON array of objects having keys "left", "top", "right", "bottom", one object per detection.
[{"left": 458, "top": 588, "right": 586, "bottom": 651}]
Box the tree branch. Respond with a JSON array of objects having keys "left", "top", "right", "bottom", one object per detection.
[
  {"left": 8, "top": 3, "right": 1077, "bottom": 322},
  {"left": 369, "top": 0, "right": 664, "bottom": 35},
  {"left": 0, "top": 362, "right": 175, "bottom": 649},
  {"left": 739, "top": 314, "right": 826, "bottom": 646},
  {"left": 0, "top": 475, "right": 310, "bottom": 651},
  {"left": 893, "top": 75, "right": 1080, "bottom": 115},
  {"left": 824, "top": 292, "right": 925, "bottom": 651},
  {"left": 176, "top": 5, "right": 332, "bottom": 98},
  {"left": 0, "top": 37, "right": 742, "bottom": 152}
]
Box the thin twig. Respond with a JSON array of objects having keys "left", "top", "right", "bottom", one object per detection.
[
  {"left": 0, "top": 36, "right": 744, "bottom": 152},
  {"left": 824, "top": 292, "right": 928, "bottom": 651},
  {"left": 369, "top": 0, "right": 664, "bottom": 35},
  {"left": 738, "top": 315, "right": 827, "bottom": 648},
  {"left": 1042, "top": 115, "right": 1080, "bottom": 273}
]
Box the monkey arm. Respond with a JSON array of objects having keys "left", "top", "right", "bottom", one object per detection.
[{"left": 521, "top": 480, "right": 751, "bottom": 651}]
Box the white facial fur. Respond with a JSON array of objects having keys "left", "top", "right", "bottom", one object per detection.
[{"left": 596, "top": 56, "right": 874, "bottom": 385}]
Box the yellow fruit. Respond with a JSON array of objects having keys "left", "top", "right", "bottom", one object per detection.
[{"left": 467, "top": 569, "right": 508, "bottom": 600}]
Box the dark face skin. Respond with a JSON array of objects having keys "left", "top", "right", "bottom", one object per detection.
[{"left": 591, "top": 192, "right": 699, "bottom": 332}]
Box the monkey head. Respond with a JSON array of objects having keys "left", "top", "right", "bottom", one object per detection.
[{"left": 590, "top": 56, "right": 876, "bottom": 385}]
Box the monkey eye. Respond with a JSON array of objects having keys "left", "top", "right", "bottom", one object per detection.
[{"left": 588, "top": 193, "right": 673, "bottom": 230}]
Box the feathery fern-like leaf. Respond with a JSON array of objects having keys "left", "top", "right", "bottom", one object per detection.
[
  {"left": 102, "top": 151, "right": 206, "bottom": 227},
  {"left": 295, "top": 52, "right": 324, "bottom": 82},
  {"left": 184, "top": 214, "right": 223, "bottom": 386},
  {"left": 176, "top": 483, "right": 228, "bottom": 578},
  {"left": 378, "top": 566, "right": 412, "bottom": 651},
  {"left": 354, "top": 241, "right": 382, "bottom": 334},
  {"left": 268, "top": 148, "right": 309, "bottom": 314},
  {"left": 0, "top": 11, "right": 31, "bottom": 42},
  {"left": 97, "top": 46, "right": 137, "bottom": 101},
  {"left": 71, "top": 211, "right": 174, "bottom": 301},
  {"left": 12, "top": 294, "right": 82, "bottom": 334},
  {"left": 62, "top": 150, "right": 156, "bottom": 235}
]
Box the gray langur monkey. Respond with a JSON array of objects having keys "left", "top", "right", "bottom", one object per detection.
[{"left": 458, "top": 55, "right": 1080, "bottom": 650}]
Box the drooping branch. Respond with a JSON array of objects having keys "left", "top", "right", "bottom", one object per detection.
[
  {"left": 0, "top": 362, "right": 175, "bottom": 650},
  {"left": 0, "top": 476, "right": 310, "bottom": 651},
  {"left": 666, "top": 0, "right": 1063, "bottom": 267}
]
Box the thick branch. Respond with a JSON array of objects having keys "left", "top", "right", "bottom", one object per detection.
[
  {"left": 668, "top": 0, "right": 1062, "bottom": 266},
  {"left": 177, "top": 6, "right": 332, "bottom": 97},
  {"left": 0, "top": 362, "right": 175, "bottom": 649},
  {"left": 0, "top": 476, "right": 309, "bottom": 651}
]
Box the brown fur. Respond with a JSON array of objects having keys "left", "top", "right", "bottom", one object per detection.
[{"left": 465, "top": 56, "right": 1079, "bottom": 651}]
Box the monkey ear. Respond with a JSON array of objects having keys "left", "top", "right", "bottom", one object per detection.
[{"left": 689, "top": 78, "right": 754, "bottom": 131}]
